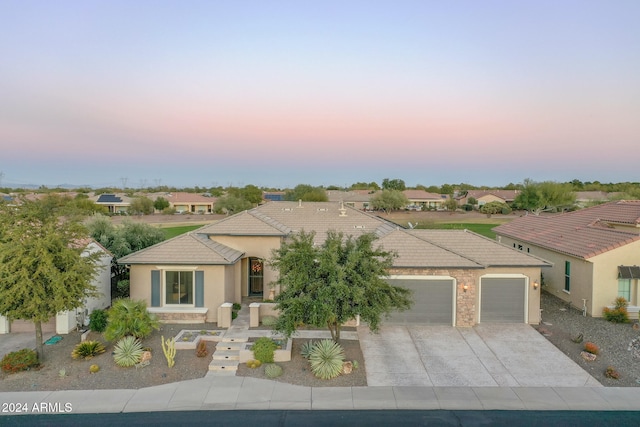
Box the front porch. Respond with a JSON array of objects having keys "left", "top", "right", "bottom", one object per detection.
[{"left": 148, "top": 307, "right": 208, "bottom": 323}]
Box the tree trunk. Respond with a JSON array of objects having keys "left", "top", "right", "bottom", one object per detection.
[{"left": 34, "top": 320, "right": 44, "bottom": 362}]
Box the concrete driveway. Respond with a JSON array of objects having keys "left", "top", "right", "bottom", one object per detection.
[{"left": 358, "top": 324, "right": 601, "bottom": 387}]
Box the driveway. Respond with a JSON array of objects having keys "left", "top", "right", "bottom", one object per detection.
[
  {"left": 0, "top": 332, "right": 55, "bottom": 357},
  {"left": 358, "top": 324, "right": 601, "bottom": 387}
]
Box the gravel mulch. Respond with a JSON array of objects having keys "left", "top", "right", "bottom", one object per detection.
[
  {"left": 0, "top": 323, "right": 218, "bottom": 392},
  {"left": 236, "top": 338, "right": 367, "bottom": 387},
  {"left": 536, "top": 291, "right": 640, "bottom": 387}
]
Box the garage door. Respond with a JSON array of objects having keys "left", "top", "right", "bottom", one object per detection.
[
  {"left": 386, "top": 278, "right": 455, "bottom": 325},
  {"left": 480, "top": 277, "right": 526, "bottom": 323},
  {"left": 10, "top": 317, "right": 56, "bottom": 333}
]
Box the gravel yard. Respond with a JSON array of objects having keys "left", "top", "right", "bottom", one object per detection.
[{"left": 536, "top": 291, "right": 640, "bottom": 387}]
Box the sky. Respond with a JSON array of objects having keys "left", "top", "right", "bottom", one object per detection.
[{"left": 1, "top": 0, "right": 639, "bottom": 189}]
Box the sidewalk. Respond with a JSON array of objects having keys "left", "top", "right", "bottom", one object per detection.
[{"left": 2, "top": 377, "right": 640, "bottom": 414}]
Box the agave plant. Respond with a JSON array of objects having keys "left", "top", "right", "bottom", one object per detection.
[
  {"left": 71, "top": 341, "right": 106, "bottom": 360},
  {"left": 113, "top": 336, "right": 144, "bottom": 367},
  {"left": 300, "top": 340, "right": 315, "bottom": 359},
  {"left": 308, "top": 340, "right": 345, "bottom": 380}
]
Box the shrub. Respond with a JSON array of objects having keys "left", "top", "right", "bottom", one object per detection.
[
  {"left": 309, "top": 339, "right": 345, "bottom": 380},
  {"left": 232, "top": 303, "right": 242, "bottom": 311},
  {"left": 71, "top": 341, "right": 106, "bottom": 360},
  {"left": 603, "top": 297, "right": 630, "bottom": 323},
  {"left": 1, "top": 348, "right": 39, "bottom": 373},
  {"left": 113, "top": 336, "right": 144, "bottom": 367},
  {"left": 265, "top": 363, "right": 283, "bottom": 378},
  {"left": 88, "top": 309, "right": 108, "bottom": 332},
  {"left": 195, "top": 340, "right": 208, "bottom": 358},
  {"left": 584, "top": 342, "right": 599, "bottom": 355},
  {"left": 104, "top": 299, "right": 160, "bottom": 341},
  {"left": 261, "top": 316, "right": 277, "bottom": 327},
  {"left": 246, "top": 359, "right": 262, "bottom": 369},
  {"left": 605, "top": 366, "right": 620, "bottom": 379},
  {"left": 89, "top": 364, "right": 100, "bottom": 373},
  {"left": 252, "top": 337, "right": 277, "bottom": 363}
]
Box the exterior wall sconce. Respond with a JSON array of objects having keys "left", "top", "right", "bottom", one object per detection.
[
  {"left": 463, "top": 283, "right": 469, "bottom": 293},
  {"left": 533, "top": 281, "right": 539, "bottom": 290}
]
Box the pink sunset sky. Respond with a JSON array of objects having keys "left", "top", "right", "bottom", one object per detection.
[{"left": 1, "top": 1, "right": 639, "bottom": 189}]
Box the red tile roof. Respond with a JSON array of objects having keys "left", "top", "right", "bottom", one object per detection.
[
  {"left": 166, "top": 192, "right": 215, "bottom": 203},
  {"left": 493, "top": 201, "right": 640, "bottom": 259}
]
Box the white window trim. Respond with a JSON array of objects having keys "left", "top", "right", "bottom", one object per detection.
[{"left": 159, "top": 267, "right": 198, "bottom": 308}]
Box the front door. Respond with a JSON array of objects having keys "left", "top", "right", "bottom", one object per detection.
[{"left": 248, "top": 257, "right": 264, "bottom": 296}]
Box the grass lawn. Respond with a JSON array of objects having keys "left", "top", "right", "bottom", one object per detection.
[
  {"left": 415, "top": 223, "right": 499, "bottom": 239},
  {"left": 163, "top": 225, "right": 203, "bottom": 239}
]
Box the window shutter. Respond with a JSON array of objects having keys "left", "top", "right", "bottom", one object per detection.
[
  {"left": 151, "top": 270, "right": 161, "bottom": 307},
  {"left": 195, "top": 271, "right": 204, "bottom": 307}
]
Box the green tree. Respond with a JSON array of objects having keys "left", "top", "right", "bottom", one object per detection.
[
  {"left": 370, "top": 190, "right": 409, "bottom": 214},
  {"left": 0, "top": 200, "right": 101, "bottom": 361},
  {"left": 214, "top": 195, "right": 252, "bottom": 215},
  {"left": 129, "top": 197, "right": 154, "bottom": 215},
  {"left": 154, "top": 196, "right": 170, "bottom": 211},
  {"left": 442, "top": 198, "right": 458, "bottom": 211},
  {"left": 513, "top": 179, "right": 576, "bottom": 215},
  {"left": 480, "top": 201, "right": 510, "bottom": 216},
  {"left": 242, "top": 184, "right": 264, "bottom": 205},
  {"left": 270, "top": 231, "right": 412, "bottom": 342},
  {"left": 285, "top": 184, "right": 328, "bottom": 202},
  {"left": 382, "top": 178, "right": 406, "bottom": 191}
]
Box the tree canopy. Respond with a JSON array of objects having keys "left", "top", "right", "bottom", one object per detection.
[
  {"left": 0, "top": 199, "right": 101, "bottom": 360},
  {"left": 285, "top": 184, "right": 328, "bottom": 202},
  {"left": 382, "top": 178, "right": 406, "bottom": 191},
  {"left": 370, "top": 189, "right": 409, "bottom": 214},
  {"left": 269, "top": 230, "right": 412, "bottom": 342},
  {"left": 513, "top": 179, "right": 576, "bottom": 215}
]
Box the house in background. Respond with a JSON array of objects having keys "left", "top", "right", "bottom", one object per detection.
[
  {"left": 92, "top": 193, "right": 132, "bottom": 214},
  {"left": 326, "top": 190, "right": 376, "bottom": 210},
  {"left": 119, "top": 201, "right": 549, "bottom": 327},
  {"left": 493, "top": 200, "right": 640, "bottom": 317},
  {"left": 262, "top": 191, "right": 285, "bottom": 202},
  {"left": 0, "top": 240, "right": 113, "bottom": 335},
  {"left": 457, "top": 190, "right": 520, "bottom": 207},
  {"left": 402, "top": 190, "right": 447, "bottom": 210},
  {"left": 165, "top": 192, "right": 216, "bottom": 214}
]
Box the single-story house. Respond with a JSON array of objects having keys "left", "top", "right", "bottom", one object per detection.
[
  {"left": 165, "top": 192, "right": 216, "bottom": 214},
  {"left": 326, "top": 190, "right": 376, "bottom": 210},
  {"left": 0, "top": 240, "right": 113, "bottom": 335},
  {"left": 493, "top": 200, "right": 640, "bottom": 317},
  {"left": 92, "top": 193, "right": 132, "bottom": 214},
  {"left": 402, "top": 190, "right": 447, "bottom": 210},
  {"left": 120, "top": 201, "right": 549, "bottom": 327},
  {"left": 457, "top": 190, "right": 520, "bottom": 207}
]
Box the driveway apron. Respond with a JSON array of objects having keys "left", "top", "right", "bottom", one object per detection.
[{"left": 358, "top": 324, "right": 600, "bottom": 387}]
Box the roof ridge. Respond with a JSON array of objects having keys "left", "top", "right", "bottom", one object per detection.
[
  {"left": 403, "top": 229, "right": 484, "bottom": 267},
  {"left": 192, "top": 233, "right": 244, "bottom": 262},
  {"left": 248, "top": 208, "right": 291, "bottom": 234}
]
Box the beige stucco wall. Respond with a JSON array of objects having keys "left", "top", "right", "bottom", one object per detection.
[
  {"left": 478, "top": 195, "right": 504, "bottom": 205},
  {"left": 129, "top": 263, "right": 235, "bottom": 323},
  {"left": 497, "top": 236, "right": 596, "bottom": 314},
  {"left": 589, "top": 240, "right": 640, "bottom": 312},
  {"left": 210, "top": 235, "right": 282, "bottom": 296}
]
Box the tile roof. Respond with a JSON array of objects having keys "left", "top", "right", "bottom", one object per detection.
[
  {"left": 166, "top": 192, "right": 216, "bottom": 203},
  {"left": 119, "top": 232, "right": 244, "bottom": 265},
  {"left": 493, "top": 200, "right": 640, "bottom": 259},
  {"left": 402, "top": 190, "right": 444, "bottom": 200}
]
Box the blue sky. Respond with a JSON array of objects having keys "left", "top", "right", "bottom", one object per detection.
[{"left": 1, "top": 1, "right": 639, "bottom": 189}]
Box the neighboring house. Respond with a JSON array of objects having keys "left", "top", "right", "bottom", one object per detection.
[
  {"left": 402, "top": 190, "right": 447, "bottom": 210},
  {"left": 165, "top": 192, "right": 216, "bottom": 214},
  {"left": 326, "top": 190, "right": 376, "bottom": 210},
  {"left": 458, "top": 190, "right": 520, "bottom": 207},
  {"left": 0, "top": 240, "right": 113, "bottom": 335},
  {"left": 574, "top": 191, "right": 623, "bottom": 207},
  {"left": 92, "top": 193, "right": 132, "bottom": 214},
  {"left": 493, "top": 200, "right": 640, "bottom": 317},
  {"left": 119, "top": 201, "right": 549, "bottom": 327},
  {"left": 263, "top": 191, "right": 285, "bottom": 202}
]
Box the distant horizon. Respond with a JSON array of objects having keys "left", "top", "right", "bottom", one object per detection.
[{"left": 3, "top": 1, "right": 639, "bottom": 189}]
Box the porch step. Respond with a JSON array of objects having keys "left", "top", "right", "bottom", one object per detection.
[
  {"left": 212, "top": 350, "right": 240, "bottom": 361},
  {"left": 208, "top": 359, "right": 239, "bottom": 371},
  {"left": 216, "top": 342, "right": 244, "bottom": 351},
  {"left": 221, "top": 337, "right": 247, "bottom": 343}
]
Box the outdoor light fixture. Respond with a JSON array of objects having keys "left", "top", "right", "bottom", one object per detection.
[
  {"left": 533, "top": 281, "right": 539, "bottom": 290},
  {"left": 463, "top": 283, "right": 469, "bottom": 292}
]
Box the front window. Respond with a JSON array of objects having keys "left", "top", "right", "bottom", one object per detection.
[
  {"left": 618, "top": 279, "right": 631, "bottom": 302},
  {"left": 165, "top": 271, "right": 194, "bottom": 305},
  {"left": 564, "top": 261, "right": 571, "bottom": 292}
]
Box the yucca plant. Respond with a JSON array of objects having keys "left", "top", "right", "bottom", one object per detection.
[
  {"left": 71, "top": 340, "right": 106, "bottom": 360},
  {"left": 113, "top": 336, "right": 144, "bottom": 367},
  {"left": 104, "top": 299, "right": 160, "bottom": 341},
  {"left": 308, "top": 339, "right": 345, "bottom": 380}
]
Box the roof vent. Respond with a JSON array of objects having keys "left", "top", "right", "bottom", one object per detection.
[
  {"left": 339, "top": 201, "right": 347, "bottom": 217},
  {"left": 298, "top": 199, "right": 303, "bottom": 208},
  {"left": 354, "top": 225, "right": 366, "bottom": 229},
  {"left": 317, "top": 208, "right": 329, "bottom": 212},
  {"left": 282, "top": 208, "right": 294, "bottom": 212}
]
